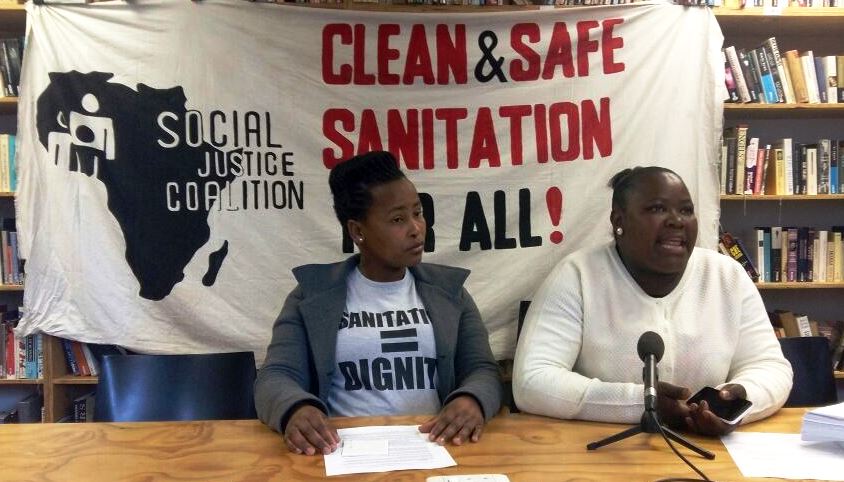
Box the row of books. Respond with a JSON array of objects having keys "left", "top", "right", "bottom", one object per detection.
[
  {"left": 0, "top": 134, "right": 16, "bottom": 193},
  {"left": 56, "top": 391, "right": 96, "bottom": 423},
  {"left": 0, "top": 37, "right": 21, "bottom": 98},
  {"left": 720, "top": 128, "right": 844, "bottom": 196},
  {"left": 60, "top": 339, "right": 100, "bottom": 377},
  {"left": 723, "top": 38, "right": 843, "bottom": 105},
  {"left": 0, "top": 393, "right": 42, "bottom": 424},
  {"left": 0, "top": 310, "right": 43, "bottom": 380},
  {"left": 770, "top": 311, "right": 844, "bottom": 371},
  {"left": 0, "top": 217, "right": 23, "bottom": 286},
  {"left": 745, "top": 0, "right": 844, "bottom": 6},
  {"left": 720, "top": 227, "right": 844, "bottom": 283}
]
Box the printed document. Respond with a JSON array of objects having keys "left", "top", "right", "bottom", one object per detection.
[
  {"left": 324, "top": 425, "right": 457, "bottom": 476},
  {"left": 722, "top": 432, "right": 844, "bottom": 480},
  {"left": 802, "top": 401, "right": 844, "bottom": 442}
]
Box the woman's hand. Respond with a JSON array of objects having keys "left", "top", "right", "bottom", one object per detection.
[
  {"left": 685, "top": 384, "right": 747, "bottom": 436},
  {"left": 656, "top": 381, "right": 692, "bottom": 429},
  {"left": 419, "top": 395, "right": 485, "bottom": 446},
  {"left": 283, "top": 404, "right": 340, "bottom": 455}
]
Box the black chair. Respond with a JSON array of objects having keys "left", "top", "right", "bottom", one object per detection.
[
  {"left": 778, "top": 337, "right": 838, "bottom": 408},
  {"left": 94, "top": 351, "right": 258, "bottom": 422}
]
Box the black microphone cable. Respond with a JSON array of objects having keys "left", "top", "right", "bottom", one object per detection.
[{"left": 652, "top": 415, "right": 712, "bottom": 482}]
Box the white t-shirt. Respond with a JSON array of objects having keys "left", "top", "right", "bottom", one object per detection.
[{"left": 327, "top": 268, "right": 441, "bottom": 417}]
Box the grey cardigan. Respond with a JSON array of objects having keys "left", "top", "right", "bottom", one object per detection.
[{"left": 255, "top": 255, "right": 502, "bottom": 432}]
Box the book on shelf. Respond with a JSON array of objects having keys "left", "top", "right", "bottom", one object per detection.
[
  {"left": 801, "top": 51, "right": 821, "bottom": 104},
  {"left": 784, "top": 49, "right": 810, "bottom": 104},
  {"left": 718, "top": 230, "right": 760, "bottom": 282},
  {"left": 813, "top": 56, "right": 828, "bottom": 104},
  {"left": 73, "top": 391, "right": 96, "bottom": 423},
  {"left": 16, "top": 393, "right": 42, "bottom": 424},
  {"left": 725, "top": 46, "right": 751, "bottom": 103},
  {"left": 760, "top": 38, "right": 787, "bottom": 103},
  {"left": 825, "top": 56, "right": 838, "bottom": 106}
]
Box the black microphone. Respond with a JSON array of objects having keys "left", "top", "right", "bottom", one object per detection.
[{"left": 637, "top": 331, "right": 665, "bottom": 413}]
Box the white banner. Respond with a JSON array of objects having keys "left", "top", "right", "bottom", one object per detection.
[{"left": 16, "top": 0, "right": 723, "bottom": 361}]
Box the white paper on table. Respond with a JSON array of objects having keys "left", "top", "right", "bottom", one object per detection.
[
  {"left": 324, "top": 425, "right": 457, "bottom": 477},
  {"left": 721, "top": 432, "right": 844, "bottom": 481}
]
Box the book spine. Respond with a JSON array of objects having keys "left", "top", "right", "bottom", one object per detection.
[
  {"left": 787, "top": 228, "right": 798, "bottom": 282},
  {"left": 826, "top": 56, "right": 839, "bottom": 105},
  {"left": 726, "top": 46, "right": 751, "bottom": 103},
  {"left": 755, "top": 46, "right": 779, "bottom": 103},
  {"left": 814, "top": 56, "right": 828, "bottom": 103},
  {"left": 61, "top": 338, "right": 80, "bottom": 376},
  {"left": 745, "top": 137, "right": 759, "bottom": 194},
  {"left": 760, "top": 39, "right": 786, "bottom": 103},
  {"left": 818, "top": 139, "right": 831, "bottom": 194},
  {"left": 785, "top": 50, "right": 810, "bottom": 103}
]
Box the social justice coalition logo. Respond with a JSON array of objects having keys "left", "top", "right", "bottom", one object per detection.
[{"left": 35, "top": 71, "right": 303, "bottom": 301}]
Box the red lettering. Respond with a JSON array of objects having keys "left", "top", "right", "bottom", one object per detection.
[
  {"left": 576, "top": 20, "right": 600, "bottom": 77},
  {"left": 377, "top": 24, "right": 401, "bottom": 85},
  {"left": 436, "top": 24, "right": 467, "bottom": 84},
  {"left": 534, "top": 104, "right": 548, "bottom": 163},
  {"left": 510, "top": 23, "right": 540, "bottom": 82},
  {"left": 468, "top": 108, "right": 500, "bottom": 168},
  {"left": 353, "top": 24, "right": 375, "bottom": 85},
  {"left": 542, "top": 23, "right": 575, "bottom": 80},
  {"left": 322, "top": 108, "right": 355, "bottom": 168},
  {"left": 581, "top": 98, "right": 612, "bottom": 159},
  {"left": 387, "top": 109, "right": 419, "bottom": 169},
  {"left": 404, "top": 25, "right": 435, "bottom": 85},
  {"left": 602, "top": 19, "right": 625, "bottom": 74},
  {"left": 435, "top": 108, "right": 468, "bottom": 169},
  {"left": 322, "top": 24, "right": 352, "bottom": 85},
  {"left": 499, "top": 105, "right": 531, "bottom": 165},
  {"left": 548, "top": 102, "right": 579, "bottom": 162},
  {"left": 358, "top": 109, "right": 383, "bottom": 152},
  {"left": 422, "top": 109, "right": 434, "bottom": 169}
]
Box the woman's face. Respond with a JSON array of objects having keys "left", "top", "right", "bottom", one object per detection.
[
  {"left": 351, "top": 178, "right": 426, "bottom": 282},
  {"left": 613, "top": 172, "right": 698, "bottom": 277}
]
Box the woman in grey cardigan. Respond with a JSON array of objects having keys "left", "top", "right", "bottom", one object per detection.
[{"left": 255, "top": 151, "right": 501, "bottom": 456}]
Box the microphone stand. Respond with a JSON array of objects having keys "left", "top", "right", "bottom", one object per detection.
[{"left": 586, "top": 408, "right": 714, "bottom": 460}]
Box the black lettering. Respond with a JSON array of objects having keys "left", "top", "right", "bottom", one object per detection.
[
  {"left": 460, "top": 191, "right": 492, "bottom": 251},
  {"left": 420, "top": 192, "right": 435, "bottom": 252},
  {"left": 493, "top": 190, "right": 517, "bottom": 249},
  {"left": 519, "top": 188, "right": 542, "bottom": 247},
  {"left": 394, "top": 356, "right": 414, "bottom": 390},
  {"left": 419, "top": 308, "right": 430, "bottom": 325},
  {"left": 415, "top": 356, "right": 426, "bottom": 389},
  {"left": 358, "top": 359, "right": 372, "bottom": 390},
  {"left": 361, "top": 311, "right": 377, "bottom": 328},
  {"left": 395, "top": 310, "right": 411, "bottom": 327},
  {"left": 338, "top": 312, "right": 349, "bottom": 330},
  {"left": 372, "top": 358, "right": 393, "bottom": 390},
  {"left": 339, "top": 361, "right": 362, "bottom": 390},
  {"left": 382, "top": 311, "right": 395, "bottom": 327},
  {"left": 348, "top": 312, "right": 362, "bottom": 328}
]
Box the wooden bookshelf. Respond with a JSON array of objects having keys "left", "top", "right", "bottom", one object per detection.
[
  {"left": 724, "top": 103, "right": 844, "bottom": 119},
  {"left": 722, "top": 194, "right": 844, "bottom": 201},
  {"left": 836, "top": 371, "right": 844, "bottom": 380},
  {"left": 756, "top": 282, "right": 844, "bottom": 290}
]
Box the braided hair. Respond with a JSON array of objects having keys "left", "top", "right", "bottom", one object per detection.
[
  {"left": 608, "top": 166, "right": 679, "bottom": 210},
  {"left": 328, "top": 151, "right": 406, "bottom": 236}
]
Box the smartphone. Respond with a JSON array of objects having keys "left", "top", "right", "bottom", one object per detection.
[{"left": 687, "top": 386, "right": 752, "bottom": 425}]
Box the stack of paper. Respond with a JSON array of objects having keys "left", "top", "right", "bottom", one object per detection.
[{"left": 802, "top": 401, "right": 844, "bottom": 442}]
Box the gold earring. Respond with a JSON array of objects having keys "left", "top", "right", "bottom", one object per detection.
[{"left": 615, "top": 227, "right": 623, "bottom": 236}]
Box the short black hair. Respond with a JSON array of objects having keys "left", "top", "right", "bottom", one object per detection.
[
  {"left": 608, "top": 166, "right": 680, "bottom": 209},
  {"left": 328, "top": 151, "right": 406, "bottom": 234}
]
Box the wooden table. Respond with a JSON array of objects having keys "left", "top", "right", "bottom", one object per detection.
[{"left": 0, "top": 408, "right": 814, "bottom": 481}]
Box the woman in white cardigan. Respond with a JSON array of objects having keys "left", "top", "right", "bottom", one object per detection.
[{"left": 513, "top": 166, "right": 792, "bottom": 436}]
